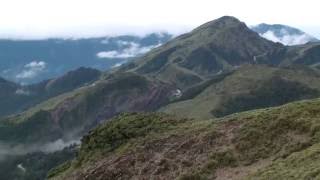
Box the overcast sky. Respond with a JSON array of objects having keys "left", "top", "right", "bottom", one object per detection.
[{"left": 0, "top": 0, "right": 319, "bottom": 39}]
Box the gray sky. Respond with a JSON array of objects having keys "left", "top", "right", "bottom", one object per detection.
[{"left": 0, "top": 0, "right": 319, "bottom": 39}]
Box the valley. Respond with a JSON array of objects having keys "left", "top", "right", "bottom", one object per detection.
[{"left": 1, "top": 16, "right": 320, "bottom": 179}]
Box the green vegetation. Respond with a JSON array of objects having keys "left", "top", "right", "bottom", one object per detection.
[
  {"left": 0, "top": 67, "right": 101, "bottom": 118},
  {"left": 249, "top": 143, "right": 320, "bottom": 179},
  {"left": 123, "top": 16, "right": 282, "bottom": 89},
  {"left": 47, "top": 161, "right": 72, "bottom": 179},
  {"left": 162, "top": 65, "right": 320, "bottom": 119},
  {"left": 212, "top": 75, "right": 319, "bottom": 117},
  {"left": 49, "top": 98, "right": 320, "bottom": 179},
  {"left": 4, "top": 16, "right": 320, "bottom": 180},
  {"left": 0, "top": 72, "right": 174, "bottom": 145},
  {"left": 77, "top": 112, "right": 188, "bottom": 164},
  {"left": 0, "top": 146, "right": 76, "bottom": 180}
]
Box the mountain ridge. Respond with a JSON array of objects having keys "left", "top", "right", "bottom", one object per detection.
[
  {"left": 50, "top": 97, "right": 320, "bottom": 179},
  {"left": 252, "top": 23, "right": 319, "bottom": 45},
  {"left": 4, "top": 16, "right": 320, "bottom": 145},
  {"left": 0, "top": 33, "right": 172, "bottom": 84},
  {"left": 121, "top": 16, "right": 283, "bottom": 89},
  {"left": 3, "top": 16, "right": 320, "bottom": 179},
  {"left": 0, "top": 67, "right": 101, "bottom": 117}
]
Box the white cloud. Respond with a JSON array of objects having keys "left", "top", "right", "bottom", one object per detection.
[
  {"left": 15, "top": 89, "right": 31, "bottom": 95},
  {"left": 0, "top": 139, "right": 80, "bottom": 161},
  {"left": 16, "top": 61, "right": 47, "bottom": 79},
  {"left": 112, "top": 62, "right": 125, "bottom": 68},
  {"left": 40, "top": 139, "right": 80, "bottom": 153},
  {"left": 97, "top": 42, "right": 160, "bottom": 59},
  {"left": 259, "top": 30, "right": 314, "bottom": 45},
  {"left": 0, "top": 0, "right": 318, "bottom": 39},
  {"left": 101, "top": 38, "right": 109, "bottom": 44},
  {"left": 17, "top": 164, "right": 26, "bottom": 172},
  {"left": 1, "top": 69, "right": 10, "bottom": 74},
  {"left": 116, "top": 40, "right": 132, "bottom": 46},
  {"left": 25, "top": 61, "right": 46, "bottom": 69}
]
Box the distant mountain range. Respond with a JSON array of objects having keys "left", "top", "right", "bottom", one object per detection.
[
  {"left": 0, "top": 67, "right": 101, "bottom": 117},
  {"left": 0, "top": 33, "right": 172, "bottom": 84},
  {"left": 251, "top": 23, "right": 319, "bottom": 45},
  {"left": 0, "top": 23, "right": 318, "bottom": 85},
  {"left": 3, "top": 16, "right": 320, "bottom": 146},
  {"left": 2, "top": 16, "right": 320, "bottom": 179}
]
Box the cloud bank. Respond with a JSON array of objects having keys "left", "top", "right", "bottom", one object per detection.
[
  {"left": 40, "top": 139, "right": 80, "bottom": 153},
  {"left": 97, "top": 41, "right": 161, "bottom": 59},
  {"left": 111, "top": 62, "right": 125, "bottom": 68},
  {"left": 259, "top": 30, "right": 315, "bottom": 45},
  {"left": 16, "top": 61, "right": 47, "bottom": 79},
  {"left": 0, "top": 139, "right": 80, "bottom": 161},
  {"left": 15, "top": 89, "right": 31, "bottom": 96}
]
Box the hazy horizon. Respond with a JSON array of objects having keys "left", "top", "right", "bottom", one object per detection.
[{"left": 0, "top": 0, "right": 319, "bottom": 40}]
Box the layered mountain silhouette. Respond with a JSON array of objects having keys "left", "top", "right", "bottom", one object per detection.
[
  {"left": 252, "top": 23, "right": 319, "bottom": 45},
  {"left": 2, "top": 16, "right": 320, "bottom": 179},
  {"left": 0, "top": 67, "right": 101, "bottom": 117},
  {"left": 3, "top": 16, "right": 320, "bottom": 146},
  {"left": 0, "top": 33, "right": 172, "bottom": 84},
  {"left": 121, "top": 16, "right": 283, "bottom": 88},
  {"left": 161, "top": 64, "right": 320, "bottom": 119}
]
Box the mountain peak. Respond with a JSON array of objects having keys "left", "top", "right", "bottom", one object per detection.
[
  {"left": 194, "top": 16, "right": 243, "bottom": 31},
  {"left": 215, "top": 16, "right": 241, "bottom": 23},
  {"left": 251, "top": 23, "right": 319, "bottom": 45},
  {"left": 129, "top": 16, "right": 282, "bottom": 88}
]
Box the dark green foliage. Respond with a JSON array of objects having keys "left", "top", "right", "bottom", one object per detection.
[
  {"left": 44, "top": 67, "right": 101, "bottom": 95},
  {"left": 0, "top": 110, "right": 60, "bottom": 143},
  {"left": 47, "top": 161, "right": 72, "bottom": 178},
  {"left": 49, "top": 99, "right": 320, "bottom": 179},
  {"left": 5, "top": 16, "right": 320, "bottom": 180},
  {"left": 178, "top": 172, "right": 209, "bottom": 180},
  {"left": 180, "top": 47, "right": 222, "bottom": 74},
  {"left": 128, "top": 16, "right": 283, "bottom": 89},
  {"left": 137, "top": 47, "right": 178, "bottom": 74},
  {"left": 248, "top": 143, "right": 320, "bottom": 179},
  {"left": 78, "top": 112, "right": 187, "bottom": 164},
  {"left": 208, "top": 150, "right": 238, "bottom": 168},
  {"left": 211, "top": 76, "right": 320, "bottom": 117},
  {"left": 101, "top": 72, "right": 149, "bottom": 91},
  {"left": 232, "top": 102, "right": 320, "bottom": 164},
  {"left": 295, "top": 45, "right": 320, "bottom": 65},
  {"left": 0, "top": 146, "right": 76, "bottom": 180},
  {"left": 0, "top": 71, "right": 173, "bottom": 148},
  {"left": 175, "top": 71, "right": 233, "bottom": 102},
  {"left": 174, "top": 72, "right": 203, "bottom": 89},
  {"left": 0, "top": 67, "right": 101, "bottom": 118}
]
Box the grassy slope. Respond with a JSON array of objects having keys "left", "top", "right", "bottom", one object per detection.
[
  {"left": 3, "top": 17, "right": 320, "bottom": 179},
  {"left": 161, "top": 65, "right": 320, "bottom": 119},
  {"left": 0, "top": 79, "right": 96, "bottom": 143},
  {"left": 0, "top": 67, "right": 101, "bottom": 118},
  {"left": 118, "top": 16, "right": 281, "bottom": 89},
  {"left": 0, "top": 72, "right": 174, "bottom": 144},
  {"left": 50, "top": 97, "right": 320, "bottom": 179}
]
